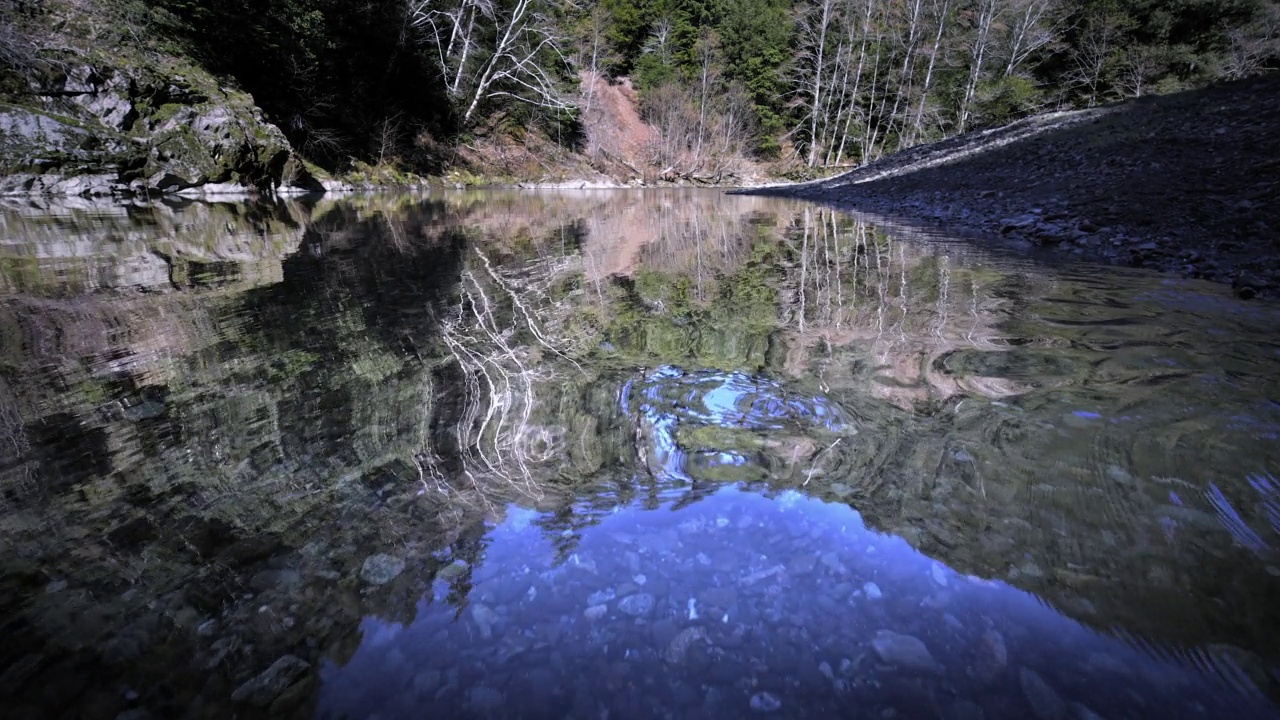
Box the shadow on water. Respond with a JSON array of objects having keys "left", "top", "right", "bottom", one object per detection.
[{"left": 0, "top": 190, "right": 1278, "bottom": 719}]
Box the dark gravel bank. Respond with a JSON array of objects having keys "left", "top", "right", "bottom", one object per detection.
[{"left": 740, "top": 73, "right": 1280, "bottom": 299}]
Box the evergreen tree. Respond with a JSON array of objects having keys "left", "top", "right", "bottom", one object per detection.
[{"left": 718, "top": 0, "right": 794, "bottom": 156}]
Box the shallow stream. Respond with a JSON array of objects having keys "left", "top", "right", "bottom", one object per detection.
[{"left": 1, "top": 190, "right": 1277, "bottom": 719}]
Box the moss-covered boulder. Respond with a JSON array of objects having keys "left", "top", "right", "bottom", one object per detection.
[{"left": 1, "top": 59, "right": 319, "bottom": 197}]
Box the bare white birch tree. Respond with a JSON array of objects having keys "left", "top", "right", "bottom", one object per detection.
[
  {"left": 412, "top": 0, "right": 576, "bottom": 126},
  {"left": 1070, "top": 8, "right": 1129, "bottom": 105},
  {"left": 1002, "top": 0, "right": 1061, "bottom": 78},
  {"left": 885, "top": 0, "right": 927, "bottom": 145},
  {"left": 1222, "top": 3, "right": 1280, "bottom": 80},
  {"left": 906, "top": 0, "right": 953, "bottom": 145},
  {"left": 958, "top": 0, "right": 1002, "bottom": 133},
  {"left": 831, "top": 0, "right": 878, "bottom": 165},
  {"left": 799, "top": 0, "right": 837, "bottom": 166},
  {"left": 1118, "top": 45, "right": 1165, "bottom": 97}
]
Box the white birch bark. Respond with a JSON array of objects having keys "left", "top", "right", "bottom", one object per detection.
[{"left": 959, "top": 0, "right": 1001, "bottom": 133}]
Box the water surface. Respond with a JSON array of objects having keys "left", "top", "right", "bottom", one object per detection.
[{"left": 1, "top": 190, "right": 1278, "bottom": 720}]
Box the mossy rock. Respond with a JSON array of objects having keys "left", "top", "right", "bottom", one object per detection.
[{"left": 3, "top": 54, "right": 300, "bottom": 196}]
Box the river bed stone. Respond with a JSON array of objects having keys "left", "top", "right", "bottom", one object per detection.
[
  {"left": 1020, "top": 667, "right": 1067, "bottom": 720},
  {"left": 871, "top": 630, "right": 941, "bottom": 673},
  {"left": 360, "top": 554, "right": 405, "bottom": 586},
  {"left": 750, "top": 691, "right": 783, "bottom": 713},
  {"left": 618, "top": 593, "right": 655, "bottom": 617},
  {"left": 663, "top": 626, "right": 709, "bottom": 664},
  {"left": 230, "top": 655, "right": 310, "bottom": 706}
]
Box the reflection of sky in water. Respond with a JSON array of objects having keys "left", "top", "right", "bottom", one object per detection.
[
  {"left": 316, "top": 487, "right": 1278, "bottom": 720},
  {"left": 639, "top": 366, "right": 846, "bottom": 433},
  {"left": 631, "top": 366, "right": 848, "bottom": 484}
]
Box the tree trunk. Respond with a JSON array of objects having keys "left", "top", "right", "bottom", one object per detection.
[
  {"left": 959, "top": 0, "right": 1000, "bottom": 133},
  {"left": 907, "top": 0, "right": 950, "bottom": 146}
]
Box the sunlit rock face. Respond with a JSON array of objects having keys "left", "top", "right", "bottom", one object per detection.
[
  {"left": 0, "top": 58, "right": 307, "bottom": 196},
  {"left": 0, "top": 190, "right": 1278, "bottom": 719}
]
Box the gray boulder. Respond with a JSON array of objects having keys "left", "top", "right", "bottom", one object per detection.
[{"left": 1, "top": 59, "right": 317, "bottom": 197}]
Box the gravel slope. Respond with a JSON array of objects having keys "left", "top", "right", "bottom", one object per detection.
[{"left": 741, "top": 73, "right": 1280, "bottom": 298}]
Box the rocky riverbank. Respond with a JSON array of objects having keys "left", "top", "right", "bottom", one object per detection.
[
  {"left": 0, "top": 53, "right": 330, "bottom": 198},
  {"left": 739, "top": 73, "right": 1280, "bottom": 299}
]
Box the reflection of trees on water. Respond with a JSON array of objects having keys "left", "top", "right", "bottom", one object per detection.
[
  {"left": 429, "top": 247, "right": 580, "bottom": 505},
  {"left": 1, "top": 192, "right": 1278, "bottom": 715},
  {"left": 432, "top": 195, "right": 1280, "bottom": 672},
  {"left": 780, "top": 207, "right": 1032, "bottom": 410}
]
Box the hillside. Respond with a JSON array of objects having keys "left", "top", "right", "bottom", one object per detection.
[
  {"left": 740, "top": 73, "right": 1280, "bottom": 298},
  {"left": 3, "top": 0, "right": 1278, "bottom": 196}
]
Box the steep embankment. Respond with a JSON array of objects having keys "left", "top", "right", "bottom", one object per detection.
[{"left": 741, "top": 73, "right": 1280, "bottom": 298}]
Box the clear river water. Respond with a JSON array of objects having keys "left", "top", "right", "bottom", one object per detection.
[{"left": 1, "top": 190, "right": 1278, "bottom": 720}]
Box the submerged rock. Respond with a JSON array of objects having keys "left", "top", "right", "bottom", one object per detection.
[
  {"left": 1207, "top": 643, "right": 1276, "bottom": 698},
  {"left": 946, "top": 700, "right": 986, "bottom": 720},
  {"left": 1068, "top": 703, "right": 1106, "bottom": 720},
  {"left": 930, "top": 562, "right": 949, "bottom": 586},
  {"left": 664, "top": 626, "right": 708, "bottom": 664},
  {"left": 871, "top": 630, "right": 941, "bottom": 673},
  {"left": 1084, "top": 652, "right": 1133, "bottom": 678},
  {"left": 750, "top": 691, "right": 783, "bottom": 713},
  {"left": 587, "top": 588, "right": 616, "bottom": 606},
  {"left": 230, "top": 655, "right": 310, "bottom": 706},
  {"left": 618, "top": 593, "right": 655, "bottom": 617},
  {"left": 651, "top": 619, "right": 680, "bottom": 648},
  {"left": 740, "top": 566, "right": 784, "bottom": 586},
  {"left": 863, "top": 582, "right": 883, "bottom": 600},
  {"left": 820, "top": 552, "right": 846, "bottom": 573},
  {"left": 1019, "top": 667, "right": 1067, "bottom": 720},
  {"left": 972, "top": 629, "right": 1008, "bottom": 682},
  {"left": 469, "top": 686, "right": 505, "bottom": 710},
  {"left": 413, "top": 670, "right": 442, "bottom": 695},
  {"left": 360, "top": 554, "right": 405, "bottom": 585},
  {"left": 436, "top": 560, "right": 468, "bottom": 580},
  {"left": 699, "top": 586, "right": 738, "bottom": 608},
  {"left": 471, "top": 604, "right": 500, "bottom": 639},
  {"left": 1233, "top": 271, "right": 1269, "bottom": 299},
  {"left": 788, "top": 554, "right": 818, "bottom": 575}
]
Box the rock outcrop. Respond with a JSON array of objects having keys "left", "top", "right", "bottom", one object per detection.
[{"left": 1, "top": 59, "right": 321, "bottom": 197}]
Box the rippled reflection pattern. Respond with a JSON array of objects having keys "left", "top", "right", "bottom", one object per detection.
[
  {"left": 628, "top": 366, "right": 850, "bottom": 485},
  {"left": 0, "top": 191, "right": 1277, "bottom": 720}
]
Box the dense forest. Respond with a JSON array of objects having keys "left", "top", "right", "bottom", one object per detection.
[{"left": 3, "top": 0, "right": 1279, "bottom": 178}]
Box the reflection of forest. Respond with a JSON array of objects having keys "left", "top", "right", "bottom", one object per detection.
[
  {"left": 0, "top": 192, "right": 1277, "bottom": 716},
  {"left": 583, "top": 199, "right": 1034, "bottom": 409},
  {"left": 387, "top": 192, "right": 1279, "bottom": 671}
]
